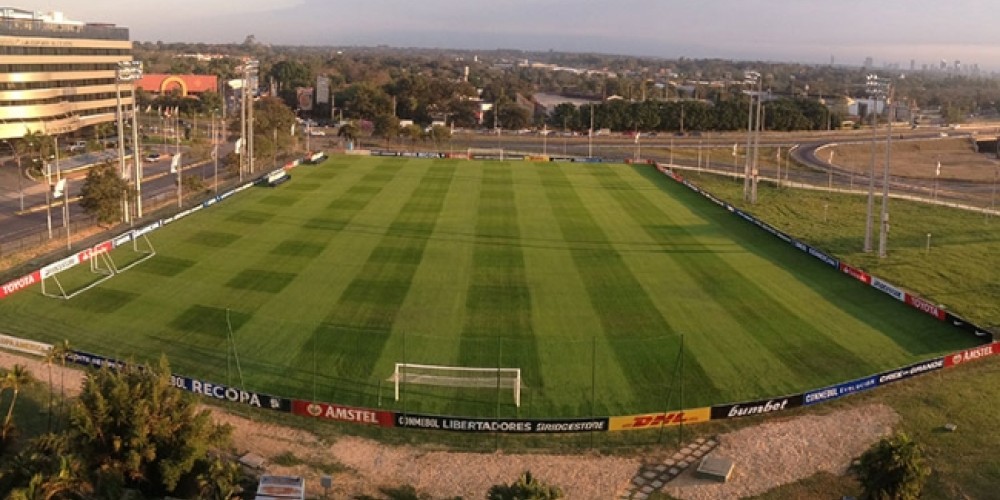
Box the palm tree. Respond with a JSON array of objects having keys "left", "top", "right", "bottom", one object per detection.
[
  {"left": 12, "top": 138, "right": 30, "bottom": 211},
  {"left": 95, "top": 122, "right": 115, "bottom": 149},
  {"left": 337, "top": 121, "right": 359, "bottom": 147},
  {"left": 3, "top": 364, "right": 32, "bottom": 440},
  {"left": 54, "top": 340, "right": 70, "bottom": 428}
]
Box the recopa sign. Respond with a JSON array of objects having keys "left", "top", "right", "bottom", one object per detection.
[{"left": 170, "top": 374, "right": 289, "bottom": 411}]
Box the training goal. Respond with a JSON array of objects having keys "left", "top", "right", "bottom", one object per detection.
[
  {"left": 390, "top": 363, "right": 521, "bottom": 407},
  {"left": 41, "top": 246, "right": 116, "bottom": 299},
  {"left": 467, "top": 148, "right": 506, "bottom": 161},
  {"left": 41, "top": 233, "right": 155, "bottom": 300}
]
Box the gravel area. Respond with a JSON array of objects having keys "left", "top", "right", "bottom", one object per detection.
[
  {"left": 663, "top": 404, "right": 899, "bottom": 500},
  {"left": 0, "top": 350, "right": 899, "bottom": 499}
]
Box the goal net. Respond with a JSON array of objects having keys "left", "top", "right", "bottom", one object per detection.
[
  {"left": 41, "top": 233, "right": 156, "bottom": 300},
  {"left": 391, "top": 363, "right": 521, "bottom": 407},
  {"left": 467, "top": 148, "right": 506, "bottom": 161},
  {"left": 41, "top": 247, "right": 117, "bottom": 299}
]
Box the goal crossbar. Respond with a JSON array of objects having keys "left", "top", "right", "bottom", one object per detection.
[
  {"left": 41, "top": 249, "right": 116, "bottom": 300},
  {"left": 391, "top": 363, "right": 521, "bottom": 407},
  {"left": 111, "top": 233, "right": 156, "bottom": 273}
]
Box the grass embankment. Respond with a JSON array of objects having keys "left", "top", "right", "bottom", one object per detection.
[{"left": 675, "top": 170, "right": 999, "bottom": 499}]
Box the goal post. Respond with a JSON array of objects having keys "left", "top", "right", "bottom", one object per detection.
[
  {"left": 41, "top": 247, "right": 116, "bottom": 299},
  {"left": 110, "top": 232, "right": 156, "bottom": 273},
  {"left": 39, "top": 233, "right": 156, "bottom": 300},
  {"left": 391, "top": 363, "right": 521, "bottom": 407},
  {"left": 467, "top": 148, "right": 505, "bottom": 161}
]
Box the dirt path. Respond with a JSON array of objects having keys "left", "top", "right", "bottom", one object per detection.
[{"left": 0, "top": 350, "right": 898, "bottom": 499}]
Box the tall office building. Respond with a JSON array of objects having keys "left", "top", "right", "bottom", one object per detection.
[{"left": 0, "top": 8, "right": 133, "bottom": 141}]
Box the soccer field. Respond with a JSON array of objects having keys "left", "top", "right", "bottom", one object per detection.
[{"left": 0, "top": 157, "right": 978, "bottom": 419}]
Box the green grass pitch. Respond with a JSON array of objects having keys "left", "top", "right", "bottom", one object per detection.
[{"left": 0, "top": 157, "right": 979, "bottom": 418}]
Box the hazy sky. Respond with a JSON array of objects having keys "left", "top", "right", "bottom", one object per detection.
[{"left": 15, "top": 0, "right": 1000, "bottom": 70}]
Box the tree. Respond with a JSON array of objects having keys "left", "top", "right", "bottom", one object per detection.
[
  {"left": 2, "top": 364, "right": 32, "bottom": 441},
  {"left": 487, "top": 471, "right": 563, "bottom": 500},
  {"left": 402, "top": 123, "right": 423, "bottom": 149},
  {"left": 51, "top": 340, "right": 71, "bottom": 429},
  {"left": 851, "top": 432, "right": 931, "bottom": 500},
  {"left": 550, "top": 103, "right": 580, "bottom": 130},
  {"left": 252, "top": 96, "right": 297, "bottom": 163},
  {"left": 197, "top": 456, "right": 244, "bottom": 500},
  {"left": 78, "top": 162, "right": 129, "bottom": 225},
  {"left": 68, "top": 357, "right": 232, "bottom": 497},
  {"left": 338, "top": 121, "right": 360, "bottom": 145},
  {"left": 373, "top": 113, "right": 400, "bottom": 144},
  {"left": 95, "top": 122, "right": 115, "bottom": 148},
  {"left": 426, "top": 125, "right": 451, "bottom": 149}
]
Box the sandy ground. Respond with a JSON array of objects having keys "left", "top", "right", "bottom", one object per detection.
[
  {"left": 0, "top": 349, "right": 899, "bottom": 499},
  {"left": 830, "top": 137, "right": 999, "bottom": 181}
]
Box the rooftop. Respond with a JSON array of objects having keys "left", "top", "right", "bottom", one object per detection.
[{"left": 0, "top": 7, "right": 128, "bottom": 41}]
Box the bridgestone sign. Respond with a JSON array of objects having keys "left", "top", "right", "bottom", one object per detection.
[{"left": 393, "top": 413, "right": 608, "bottom": 433}]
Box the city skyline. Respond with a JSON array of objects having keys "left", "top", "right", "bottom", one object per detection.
[{"left": 10, "top": 0, "right": 1000, "bottom": 71}]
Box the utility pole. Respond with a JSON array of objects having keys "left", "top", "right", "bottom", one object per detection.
[
  {"left": 213, "top": 111, "right": 219, "bottom": 193},
  {"left": 115, "top": 61, "right": 142, "bottom": 222},
  {"left": 743, "top": 71, "right": 759, "bottom": 201},
  {"left": 588, "top": 104, "right": 594, "bottom": 158},
  {"left": 864, "top": 74, "right": 887, "bottom": 253},
  {"left": 176, "top": 112, "right": 182, "bottom": 208},
  {"left": 879, "top": 91, "right": 894, "bottom": 258},
  {"left": 115, "top": 65, "right": 130, "bottom": 224}
]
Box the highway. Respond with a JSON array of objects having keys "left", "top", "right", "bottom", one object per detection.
[{"left": 2, "top": 127, "right": 996, "bottom": 257}]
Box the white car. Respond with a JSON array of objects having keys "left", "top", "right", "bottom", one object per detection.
[{"left": 308, "top": 129, "right": 326, "bottom": 136}]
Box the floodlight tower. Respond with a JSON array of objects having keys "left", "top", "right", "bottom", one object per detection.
[
  {"left": 743, "top": 71, "right": 761, "bottom": 202},
  {"left": 863, "top": 74, "right": 888, "bottom": 253}
]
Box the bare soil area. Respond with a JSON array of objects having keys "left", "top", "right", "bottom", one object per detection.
[
  {"left": 830, "top": 137, "right": 999, "bottom": 181},
  {"left": 0, "top": 350, "right": 898, "bottom": 499}
]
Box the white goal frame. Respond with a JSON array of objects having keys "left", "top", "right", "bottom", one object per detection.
[
  {"left": 112, "top": 233, "right": 156, "bottom": 273},
  {"left": 467, "top": 147, "right": 505, "bottom": 161},
  {"left": 391, "top": 363, "right": 521, "bottom": 407},
  {"left": 41, "top": 234, "right": 155, "bottom": 300},
  {"left": 41, "top": 248, "right": 116, "bottom": 300}
]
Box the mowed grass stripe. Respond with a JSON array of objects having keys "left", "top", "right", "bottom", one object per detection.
[
  {"left": 539, "top": 166, "right": 722, "bottom": 406},
  {"left": 370, "top": 162, "right": 480, "bottom": 371},
  {"left": 629, "top": 167, "right": 973, "bottom": 360},
  {"left": 512, "top": 166, "right": 637, "bottom": 416},
  {"left": 565, "top": 168, "right": 805, "bottom": 401},
  {"left": 455, "top": 165, "right": 543, "bottom": 416},
  {"left": 211, "top": 162, "right": 402, "bottom": 366},
  {"left": 310, "top": 163, "right": 458, "bottom": 389},
  {"left": 588, "top": 166, "right": 878, "bottom": 396}
]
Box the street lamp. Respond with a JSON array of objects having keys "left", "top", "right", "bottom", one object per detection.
[
  {"left": 878, "top": 83, "right": 895, "bottom": 259},
  {"left": 864, "top": 74, "right": 888, "bottom": 253},
  {"left": 118, "top": 61, "right": 144, "bottom": 220},
  {"left": 743, "top": 71, "right": 761, "bottom": 202},
  {"left": 239, "top": 59, "right": 259, "bottom": 180},
  {"left": 588, "top": 104, "right": 595, "bottom": 158}
]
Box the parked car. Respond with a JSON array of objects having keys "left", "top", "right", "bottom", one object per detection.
[
  {"left": 67, "top": 140, "right": 88, "bottom": 153},
  {"left": 145, "top": 152, "right": 170, "bottom": 162}
]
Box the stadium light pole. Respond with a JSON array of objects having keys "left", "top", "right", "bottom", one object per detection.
[
  {"left": 751, "top": 84, "right": 764, "bottom": 203},
  {"left": 213, "top": 109, "right": 219, "bottom": 193},
  {"left": 743, "top": 71, "right": 760, "bottom": 202},
  {"left": 864, "top": 74, "right": 887, "bottom": 253},
  {"left": 878, "top": 83, "right": 895, "bottom": 259},
  {"left": 588, "top": 104, "right": 594, "bottom": 158},
  {"left": 118, "top": 61, "right": 144, "bottom": 220},
  {"left": 114, "top": 65, "right": 129, "bottom": 224}
]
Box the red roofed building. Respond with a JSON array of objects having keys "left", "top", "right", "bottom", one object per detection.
[{"left": 136, "top": 74, "right": 218, "bottom": 97}]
